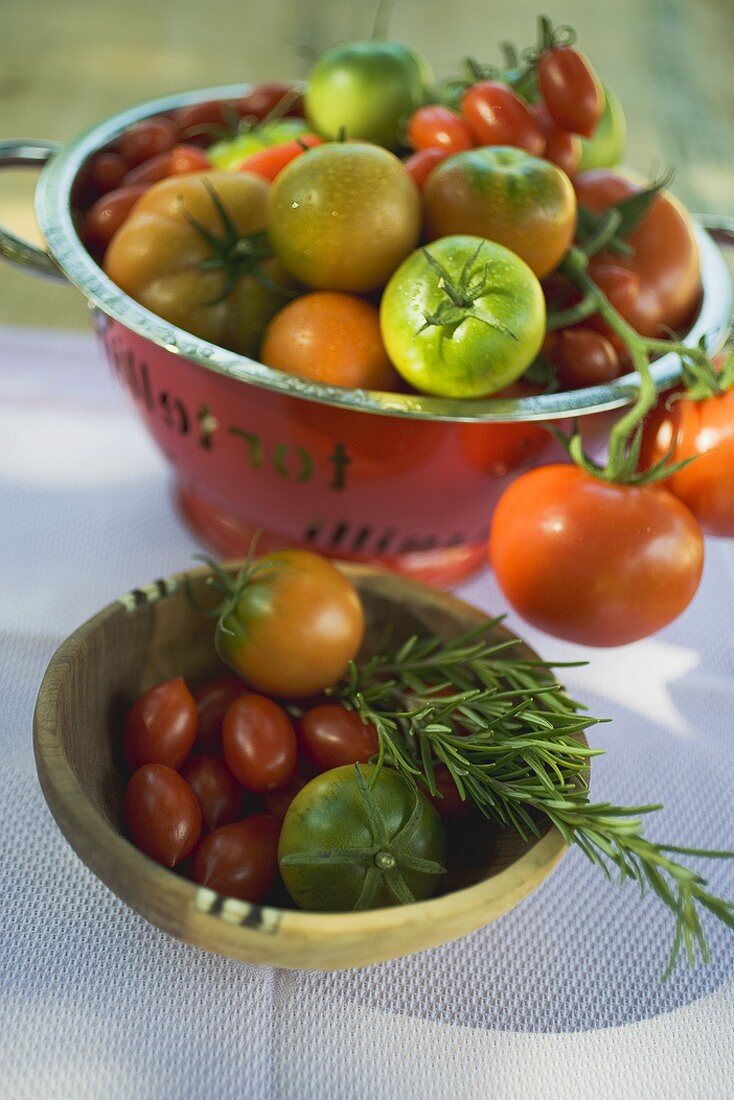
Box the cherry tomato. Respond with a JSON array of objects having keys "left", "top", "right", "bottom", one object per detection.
[
  {"left": 237, "top": 134, "right": 322, "bottom": 182},
  {"left": 119, "top": 117, "right": 177, "bottom": 166},
  {"left": 173, "top": 99, "right": 240, "bottom": 143},
  {"left": 124, "top": 764, "right": 202, "bottom": 867},
  {"left": 123, "top": 677, "right": 198, "bottom": 770},
  {"left": 461, "top": 81, "right": 545, "bottom": 156},
  {"left": 551, "top": 328, "right": 621, "bottom": 389},
  {"left": 122, "top": 144, "right": 210, "bottom": 186},
  {"left": 236, "top": 82, "right": 304, "bottom": 121},
  {"left": 403, "top": 147, "right": 450, "bottom": 190},
  {"left": 222, "top": 694, "right": 297, "bottom": 791},
  {"left": 214, "top": 549, "right": 364, "bottom": 698},
  {"left": 490, "top": 464, "right": 704, "bottom": 646},
  {"left": 190, "top": 814, "right": 281, "bottom": 901},
  {"left": 640, "top": 386, "right": 734, "bottom": 537},
  {"left": 180, "top": 753, "right": 244, "bottom": 832},
  {"left": 259, "top": 772, "right": 308, "bottom": 821},
  {"left": 89, "top": 151, "right": 127, "bottom": 193},
  {"left": 538, "top": 46, "right": 603, "bottom": 137},
  {"left": 260, "top": 291, "right": 400, "bottom": 390},
  {"left": 194, "top": 676, "right": 246, "bottom": 745},
  {"left": 424, "top": 147, "right": 576, "bottom": 279},
  {"left": 407, "top": 105, "right": 474, "bottom": 153},
  {"left": 80, "top": 185, "right": 148, "bottom": 253},
  {"left": 535, "top": 104, "right": 581, "bottom": 176},
  {"left": 574, "top": 170, "right": 701, "bottom": 337},
  {"left": 299, "top": 704, "right": 379, "bottom": 771},
  {"left": 427, "top": 765, "right": 472, "bottom": 821}
]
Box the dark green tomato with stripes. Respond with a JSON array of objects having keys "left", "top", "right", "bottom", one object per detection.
[
  {"left": 423, "top": 146, "right": 577, "bottom": 278},
  {"left": 278, "top": 764, "right": 447, "bottom": 911}
]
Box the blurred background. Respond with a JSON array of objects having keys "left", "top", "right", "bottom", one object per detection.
[{"left": 1, "top": 0, "right": 732, "bottom": 329}]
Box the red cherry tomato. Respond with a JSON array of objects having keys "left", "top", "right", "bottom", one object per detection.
[
  {"left": 123, "top": 677, "right": 198, "bottom": 770},
  {"left": 407, "top": 105, "right": 474, "bottom": 153},
  {"left": 222, "top": 695, "right": 297, "bottom": 791},
  {"left": 124, "top": 764, "right": 202, "bottom": 867},
  {"left": 80, "top": 185, "right": 148, "bottom": 253},
  {"left": 404, "top": 147, "right": 450, "bottom": 190},
  {"left": 190, "top": 814, "right": 281, "bottom": 901},
  {"left": 193, "top": 676, "right": 247, "bottom": 746},
  {"left": 551, "top": 328, "right": 621, "bottom": 388},
  {"left": 259, "top": 772, "right": 308, "bottom": 821},
  {"left": 461, "top": 81, "right": 545, "bottom": 155},
  {"left": 535, "top": 104, "right": 581, "bottom": 176},
  {"left": 490, "top": 464, "right": 704, "bottom": 646},
  {"left": 427, "top": 765, "right": 472, "bottom": 821},
  {"left": 538, "top": 46, "right": 603, "bottom": 137},
  {"left": 237, "top": 134, "right": 323, "bottom": 182},
  {"left": 173, "top": 99, "right": 240, "bottom": 143},
  {"left": 122, "top": 144, "right": 210, "bottom": 186},
  {"left": 640, "top": 386, "right": 734, "bottom": 537},
  {"left": 119, "top": 117, "right": 178, "bottom": 166},
  {"left": 180, "top": 753, "right": 244, "bottom": 832},
  {"left": 89, "top": 151, "right": 127, "bottom": 193},
  {"left": 236, "top": 82, "right": 304, "bottom": 121},
  {"left": 299, "top": 704, "right": 379, "bottom": 771}
]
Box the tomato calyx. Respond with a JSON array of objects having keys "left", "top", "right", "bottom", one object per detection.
[
  {"left": 279, "top": 764, "right": 446, "bottom": 909},
  {"left": 677, "top": 345, "right": 734, "bottom": 402},
  {"left": 417, "top": 243, "right": 520, "bottom": 342},
  {"left": 574, "top": 169, "right": 675, "bottom": 260},
  {"left": 188, "top": 546, "right": 283, "bottom": 636},
  {"left": 181, "top": 179, "right": 291, "bottom": 304}
]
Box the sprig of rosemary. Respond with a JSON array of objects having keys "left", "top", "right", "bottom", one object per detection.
[{"left": 330, "top": 621, "right": 734, "bottom": 976}]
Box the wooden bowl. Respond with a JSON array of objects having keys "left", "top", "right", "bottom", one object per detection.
[{"left": 33, "top": 563, "right": 577, "bottom": 970}]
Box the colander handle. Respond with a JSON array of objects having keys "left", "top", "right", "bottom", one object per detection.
[
  {"left": 695, "top": 213, "right": 734, "bottom": 251},
  {"left": 0, "top": 140, "right": 66, "bottom": 281}
]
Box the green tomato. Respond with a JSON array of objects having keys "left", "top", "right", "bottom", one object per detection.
[
  {"left": 278, "top": 764, "right": 447, "bottom": 911},
  {"left": 380, "top": 235, "right": 546, "bottom": 398},
  {"left": 578, "top": 83, "right": 627, "bottom": 170},
  {"left": 305, "top": 40, "right": 433, "bottom": 149},
  {"left": 210, "top": 118, "right": 310, "bottom": 170}
]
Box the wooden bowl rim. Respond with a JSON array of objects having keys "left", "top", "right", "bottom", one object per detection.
[{"left": 33, "top": 562, "right": 572, "bottom": 942}]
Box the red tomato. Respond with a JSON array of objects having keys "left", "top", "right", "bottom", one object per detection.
[
  {"left": 407, "top": 105, "right": 474, "bottom": 153},
  {"left": 123, "top": 677, "right": 198, "bottom": 770},
  {"left": 574, "top": 170, "right": 701, "bottom": 337},
  {"left": 404, "top": 147, "right": 450, "bottom": 190},
  {"left": 535, "top": 104, "right": 581, "bottom": 176},
  {"left": 236, "top": 82, "right": 304, "bottom": 121},
  {"left": 80, "top": 185, "right": 148, "bottom": 253},
  {"left": 640, "top": 387, "right": 734, "bottom": 537},
  {"left": 190, "top": 814, "right": 281, "bottom": 901},
  {"left": 259, "top": 772, "right": 308, "bottom": 821},
  {"left": 193, "top": 676, "right": 246, "bottom": 746},
  {"left": 427, "top": 765, "right": 472, "bottom": 821},
  {"left": 173, "top": 99, "right": 240, "bottom": 143},
  {"left": 119, "top": 117, "right": 178, "bottom": 166},
  {"left": 122, "top": 144, "right": 210, "bottom": 186},
  {"left": 124, "top": 764, "right": 202, "bottom": 867},
  {"left": 237, "top": 134, "right": 322, "bottom": 181},
  {"left": 552, "top": 328, "right": 621, "bottom": 388},
  {"left": 299, "top": 704, "right": 379, "bottom": 771},
  {"left": 89, "top": 152, "right": 127, "bottom": 193},
  {"left": 180, "top": 753, "right": 244, "bottom": 832},
  {"left": 461, "top": 81, "right": 545, "bottom": 155},
  {"left": 222, "top": 695, "right": 297, "bottom": 790},
  {"left": 489, "top": 464, "right": 704, "bottom": 645},
  {"left": 538, "top": 47, "right": 603, "bottom": 137}
]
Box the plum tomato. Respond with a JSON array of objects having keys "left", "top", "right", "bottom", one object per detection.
[
  {"left": 305, "top": 40, "right": 433, "bottom": 148},
  {"left": 259, "top": 772, "right": 309, "bottom": 821},
  {"left": 267, "top": 142, "right": 422, "bottom": 293},
  {"left": 427, "top": 764, "right": 472, "bottom": 821},
  {"left": 404, "top": 147, "right": 450, "bottom": 190},
  {"left": 119, "top": 117, "right": 178, "bottom": 166},
  {"left": 424, "top": 146, "right": 577, "bottom": 279},
  {"left": 407, "top": 105, "right": 474, "bottom": 154},
  {"left": 551, "top": 328, "right": 621, "bottom": 389},
  {"left": 535, "top": 103, "right": 582, "bottom": 176},
  {"left": 104, "top": 171, "right": 292, "bottom": 357},
  {"left": 89, "top": 151, "right": 127, "bottom": 193},
  {"left": 214, "top": 549, "right": 364, "bottom": 698},
  {"left": 180, "top": 753, "right": 244, "bottom": 832},
  {"left": 379, "top": 235, "right": 545, "bottom": 398},
  {"left": 299, "top": 704, "right": 379, "bottom": 771},
  {"left": 489, "top": 464, "right": 704, "bottom": 646},
  {"left": 121, "top": 144, "right": 209, "bottom": 186},
  {"left": 639, "top": 386, "right": 734, "bottom": 537},
  {"left": 260, "top": 291, "right": 400, "bottom": 390},
  {"left": 278, "top": 764, "right": 447, "bottom": 911},
  {"left": 237, "top": 133, "right": 322, "bottom": 181},
  {"left": 574, "top": 170, "right": 701, "bottom": 337},
  {"left": 193, "top": 676, "right": 246, "bottom": 745},
  {"left": 79, "top": 184, "right": 148, "bottom": 253},
  {"left": 537, "top": 46, "right": 603, "bottom": 137},
  {"left": 190, "top": 814, "right": 281, "bottom": 901},
  {"left": 222, "top": 694, "right": 297, "bottom": 791},
  {"left": 461, "top": 81, "right": 545, "bottom": 155},
  {"left": 123, "top": 677, "right": 198, "bottom": 770},
  {"left": 236, "top": 82, "right": 305, "bottom": 121},
  {"left": 124, "top": 764, "right": 202, "bottom": 867}
]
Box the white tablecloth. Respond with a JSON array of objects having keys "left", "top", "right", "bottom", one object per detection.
[{"left": 1, "top": 325, "right": 733, "bottom": 1100}]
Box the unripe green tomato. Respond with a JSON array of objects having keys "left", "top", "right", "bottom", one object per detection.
[
  {"left": 210, "top": 119, "right": 310, "bottom": 170},
  {"left": 380, "top": 235, "right": 546, "bottom": 398},
  {"left": 578, "top": 83, "right": 627, "bottom": 170},
  {"left": 305, "top": 40, "right": 434, "bottom": 148}
]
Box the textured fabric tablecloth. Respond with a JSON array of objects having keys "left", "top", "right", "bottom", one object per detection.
[{"left": 1, "top": 325, "right": 733, "bottom": 1100}]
